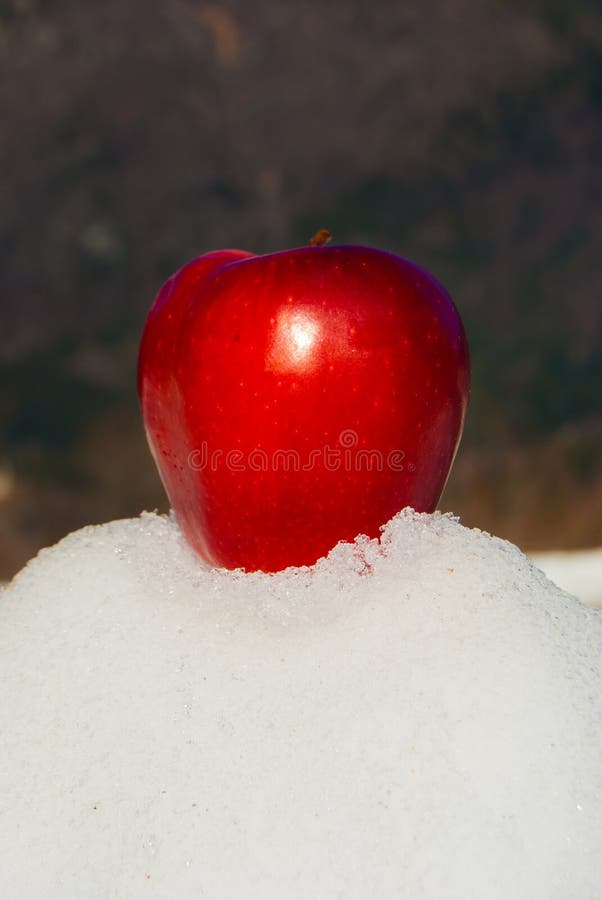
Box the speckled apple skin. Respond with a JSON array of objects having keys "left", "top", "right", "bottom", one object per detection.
[{"left": 138, "top": 245, "right": 469, "bottom": 572}]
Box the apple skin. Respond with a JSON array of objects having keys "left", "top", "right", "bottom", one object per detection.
[{"left": 138, "top": 245, "right": 469, "bottom": 572}]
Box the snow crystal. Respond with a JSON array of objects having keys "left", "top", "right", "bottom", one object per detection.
[{"left": 1, "top": 510, "right": 601, "bottom": 898}]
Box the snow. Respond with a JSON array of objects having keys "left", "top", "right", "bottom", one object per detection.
[
  {"left": 1, "top": 510, "right": 601, "bottom": 899},
  {"left": 531, "top": 548, "right": 602, "bottom": 609}
]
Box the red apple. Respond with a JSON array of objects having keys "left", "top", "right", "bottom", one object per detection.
[{"left": 138, "top": 242, "right": 469, "bottom": 572}]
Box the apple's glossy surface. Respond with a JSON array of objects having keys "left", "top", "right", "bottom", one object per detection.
[{"left": 138, "top": 245, "right": 469, "bottom": 571}]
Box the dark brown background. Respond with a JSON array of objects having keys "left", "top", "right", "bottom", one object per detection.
[{"left": 1, "top": 0, "right": 601, "bottom": 578}]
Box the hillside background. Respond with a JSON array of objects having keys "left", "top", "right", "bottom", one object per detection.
[{"left": 1, "top": 0, "right": 601, "bottom": 578}]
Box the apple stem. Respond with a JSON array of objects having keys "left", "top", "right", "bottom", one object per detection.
[{"left": 309, "top": 229, "right": 332, "bottom": 247}]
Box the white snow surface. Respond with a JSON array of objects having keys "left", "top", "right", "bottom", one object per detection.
[
  {"left": 1, "top": 510, "right": 601, "bottom": 899},
  {"left": 531, "top": 548, "right": 602, "bottom": 609}
]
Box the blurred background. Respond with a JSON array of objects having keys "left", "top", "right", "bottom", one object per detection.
[{"left": 1, "top": 0, "right": 601, "bottom": 580}]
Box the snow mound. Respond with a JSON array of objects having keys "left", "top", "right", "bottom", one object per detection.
[{"left": 1, "top": 510, "right": 601, "bottom": 899}]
